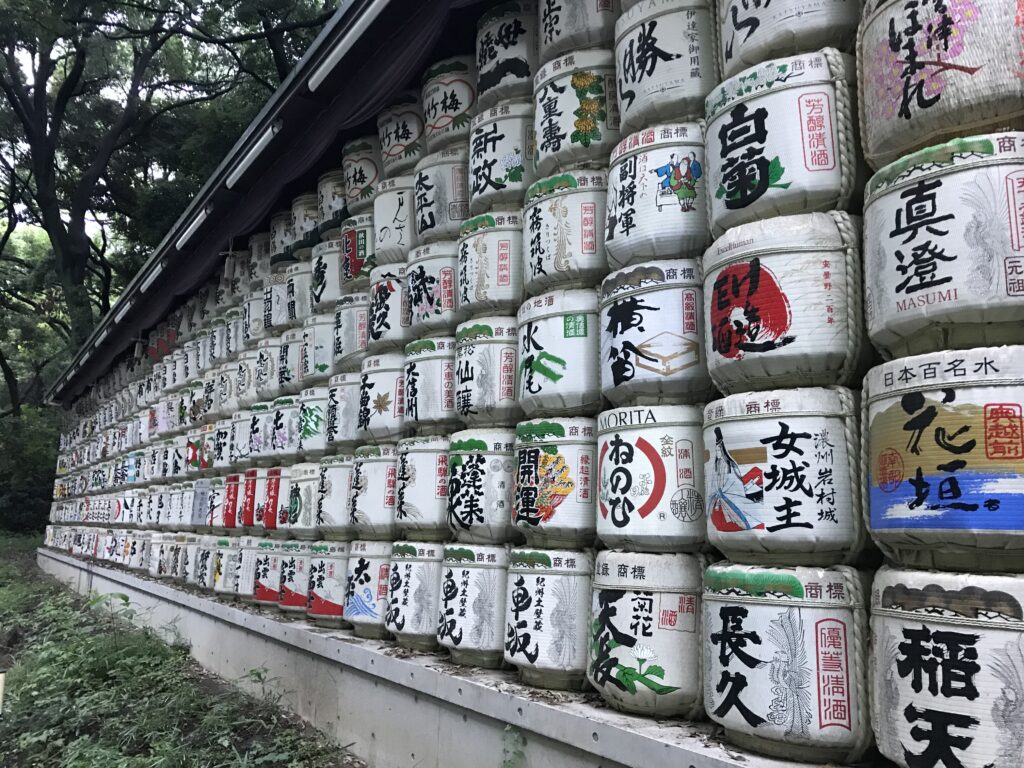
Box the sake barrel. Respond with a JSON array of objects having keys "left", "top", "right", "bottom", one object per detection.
[
  {"left": 513, "top": 417, "right": 597, "bottom": 547},
  {"left": 504, "top": 547, "right": 594, "bottom": 689},
  {"left": 228, "top": 408, "right": 252, "bottom": 468},
  {"left": 377, "top": 91, "right": 426, "bottom": 178},
  {"left": 396, "top": 435, "right": 450, "bottom": 541},
  {"left": 454, "top": 317, "right": 521, "bottom": 426},
  {"left": 223, "top": 473, "right": 241, "bottom": 533},
  {"left": 317, "top": 169, "right": 348, "bottom": 239},
  {"left": 517, "top": 289, "right": 601, "bottom": 416},
  {"left": 317, "top": 453, "right": 355, "bottom": 541},
  {"left": 386, "top": 541, "right": 444, "bottom": 650},
  {"left": 254, "top": 338, "right": 281, "bottom": 403},
  {"left": 264, "top": 273, "right": 290, "bottom": 332},
  {"left": 253, "top": 539, "right": 284, "bottom": 605},
  {"left": 717, "top": 0, "right": 859, "bottom": 79},
  {"left": 248, "top": 233, "right": 273, "bottom": 288},
  {"left": 871, "top": 565, "right": 1024, "bottom": 768},
  {"left": 590, "top": 551, "right": 704, "bottom": 716},
  {"left": 476, "top": 2, "right": 538, "bottom": 111},
  {"left": 212, "top": 419, "right": 232, "bottom": 473},
  {"left": 342, "top": 136, "right": 382, "bottom": 216},
  {"left": 600, "top": 259, "right": 713, "bottom": 405},
  {"left": 357, "top": 352, "right": 406, "bottom": 443},
  {"left": 705, "top": 212, "right": 865, "bottom": 392},
  {"left": 366, "top": 264, "right": 413, "bottom": 354},
  {"left": 282, "top": 462, "right": 318, "bottom": 540},
  {"left": 414, "top": 147, "right": 470, "bottom": 244},
  {"left": 307, "top": 541, "right": 350, "bottom": 626},
  {"left": 269, "top": 395, "right": 300, "bottom": 464},
  {"left": 858, "top": 1, "right": 1024, "bottom": 170},
  {"left": 338, "top": 215, "right": 376, "bottom": 294},
  {"left": 538, "top": 0, "right": 617, "bottom": 61},
  {"left": 277, "top": 328, "right": 303, "bottom": 396},
  {"left": 240, "top": 466, "right": 268, "bottom": 531},
  {"left": 277, "top": 541, "right": 312, "bottom": 613},
  {"left": 522, "top": 171, "right": 607, "bottom": 295},
  {"left": 373, "top": 176, "right": 418, "bottom": 264},
  {"left": 614, "top": 0, "right": 716, "bottom": 130},
  {"left": 350, "top": 444, "right": 399, "bottom": 540},
  {"left": 260, "top": 466, "right": 289, "bottom": 537},
  {"left": 533, "top": 50, "right": 619, "bottom": 176},
  {"left": 213, "top": 537, "right": 242, "bottom": 598},
  {"left": 865, "top": 346, "right": 1024, "bottom": 573},
  {"left": 597, "top": 405, "right": 706, "bottom": 552},
  {"left": 864, "top": 134, "right": 1024, "bottom": 359},
  {"left": 325, "top": 372, "right": 361, "bottom": 450},
  {"left": 437, "top": 544, "right": 509, "bottom": 667},
  {"left": 704, "top": 387, "right": 863, "bottom": 565},
  {"left": 206, "top": 476, "right": 226, "bottom": 532},
  {"left": 242, "top": 287, "right": 267, "bottom": 349},
  {"left": 407, "top": 242, "right": 458, "bottom": 332},
  {"left": 216, "top": 364, "right": 239, "bottom": 418},
  {"left": 298, "top": 387, "right": 328, "bottom": 459},
  {"left": 290, "top": 193, "right": 319, "bottom": 254},
  {"left": 404, "top": 338, "right": 458, "bottom": 434},
  {"left": 421, "top": 56, "right": 478, "bottom": 154},
  {"left": 448, "top": 429, "right": 516, "bottom": 543},
  {"left": 270, "top": 210, "right": 293, "bottom": 262},
  {"left": 224, "top": 307, "right": 244, "bottom": 360},
  {"left": 299, "top": 315, "right": 335, "bottom": 387},
  {"left": 606, "top": 124, "right": 710, "bottom": 268},
  {"left": 310, "top": 240, "right": 343, "bottom": 315},
  {"left": 469, "top": 103, "right": 535, "bottom": 214},
  {"left": 345, "top": 539, "right": 393, "bottom": 638},
  {"left": 705, "top": 49, "right": 858, "bottom": 236},
  {"left": 457, "top": 213, "right": 524, "bottom": 318},
  {"left": 236, "top": 350, "right": 260, "bottom": 410},
  {"left": 703, "top": 562, "right": 871, "bottom": 763},
  {"left": 333, "top": 293, "right": 369, "bottom": 372}
]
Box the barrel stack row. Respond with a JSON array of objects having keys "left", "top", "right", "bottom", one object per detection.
[{"left": 46, "top": 2, "right": 1024, "bottom": 767}]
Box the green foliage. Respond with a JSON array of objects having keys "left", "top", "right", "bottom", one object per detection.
[{"left": 0, "top": 406, "right": 61, "bottom": 532}]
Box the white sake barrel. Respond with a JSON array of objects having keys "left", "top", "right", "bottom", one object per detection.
[
  {"left": 717, "top": 0, "right": 859, "bottom": 79},
  {"left": 269, "top": 395, "right": 301, "bottom": 464},
  {"left": 270, "top": 210, "right": 292, "bottom": 261},
  {"left": 396, "top": 435, "right": 450, "bottom": 541},
  {"left": 514, "top": 417, "right": 597, "bottom": 547},
  {"left": 704, "top": 387, "right": 863, "bottom": 565},
  {"left": 254, "top": 338, "right": 281, "bottom": 403},
  {"left": 705, "top": 49, "right": 858, "bottom": 236},
  {"left": 317, "top": 453, "right": 355, "bottom": 541},
  {"left": 240, "top": 467, "right": 267, "bottom": 531},
  {"left": 414, "top": 147, "right": 470, "bottom": 244},
  {"left": 333, "top": 293, "right": 369, "bottom": 373},
  {"left": 589, "top": 551, "right": 704, "bottom": 716},
  {"left": 438, "top": 543, "right": 509, "bottom": 667},
  {"left": 454, "top": 317, "right": 521, "bottom": 426},
  {"left": 325, "top": 372, "right": 361, "bottom": 450},
  {"left": 277, "top": 328, "right": 303, "bottom": 395},
  {"left": 310, "top": 240, "right": 343, "bottom": 314},
  {"left": 705, "top": 212, "right": 864, "bottom": 392},
  {"left": 228, "top": 408, "right": 252, "bottom": 468},
  {"left": 307, "top": 541, "right": 350, "bottom": 626},
  {"left": 299, "top": 315, "right": 335, "bottom": 387},
  {"left": 217, "top": 363, "right": 239, "bottom": 418},
  {"left": 212, "top": 419, "right": 232, "bottom": 472},
  {"left": 225, "top": 307, "right": 244, "bottom": 359},
  {"left": 253, "top": 538, "right": 285, "bottom": 605},
  {"left": 366, "top": 264, "right": 413, "bottom": 353},
  {"left": 236, "top": 350, "right": 260, "bottom": 409},
  {"left": 523, "top": 171, "right": 607, "bottom": 295},
  {"left": 600, "top": 259, "right": 713, "bottom": 405},
  {"left": 248, "top": 233, "right": 273, "bottom": 288},
  {"left": 407, "top": 242, "right": 458, "bottom": 332},
  {"left": 205, "top": 477, "right": 226, "bottom": 532},
  {"left": 222, "top": 473, "right": 242, "bottom": 532},
  {"left": 448, "top": 429, "right": 516, "bottom": 543},
  {"left": 457, "top": 213, "right": 524, "bottom": 317},
  {"left": 242, "top": 287, "right": 267, "bottom": 349},
  {"left": 606, "top": 124, "right": 710, "bottom": 268},
  {"left": 357, "top": 352, "right": 406, "bottom": 443},
  {"left": 338, "top": 214, "right": 376, "bottom": 295},
  {"left": 222, "top": 536, "right": 251, "bottom": 599},
  {"left": 597, "top": 405, "right": 706, "bottom": 552},
  {"left": 865, "top": 346, "right": 1024, "bottom": 573},
  {"left": 260, "top": 466, "right": 290, "bottom": 537},
  {"left": 470, "top": 103, "right": 535, "bottom": 214},
  {"left": 476, "top": 2, "right": 538, "bottom": 111},
  {"left": 703, "top": 562, "right": 871, "bottom": 763},
  {"left": 316, "top": 169, "right": 347, "bottom": 239},
  {"left": 350, "top": 444, "right": 398, "bottom": 540},
  {"left": 539, "top": 0, "right": 617, "bottom": 60},
  {"left": 386, "top": 541, "right": 444, "bottom": 650},
  {"left": 345, "top": 539, "right": 393, "bottom": 638},
  {"left": 517, "top": 289, "right": 601, "bottom": 416},
  {"left": 404, "top": 338, "right": 458, "bottom": 434},
  {"left": 871, "top": 565, "right": 1024, "bottom": 768},
  {"left": 298, "top": 387, "right": 328, "bottom": 459},
  {"left": 264, "top": 273, "right": 290, "bottom": 333},
  {"left": 277, "top": 540, "right": 312, "bottom": 612},
  {"left": 342, "top": 136, "right": 383, "bottom": 216},
  {"left": 505, "top": 547, "right": 594, "bottom": 689},
  {"left": 285, "top": 462, "right": 319, "bottom": 540},
  {"left": 291, "top": 193, "right": 319, "bottom": 254},
  {"left": 421, "top": 56, "right": 478, "bottom": 154},
  {"left": 858, "top": 1, "right": 1024, "bottom": 170},
  {"left": 614, "top": 0, "right": 716, "bottom": 130},
  {"left": 373, "top": 176, "right": 418, "bottom": 264},
  {"left": 864, "top": 134, "right": 1024, "bottom": 359},
  {"left": 377, "top": 91, "right": 426, "bottom": 179},
  {"left": 208, "top": 317, "right": 228, "bottom": 366},
  {"left": 533, "top": 49, "right": 620, "bottom": 176}
]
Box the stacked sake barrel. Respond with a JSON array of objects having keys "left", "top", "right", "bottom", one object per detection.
[{"left": 858, "top": 2, "right": 1024, "bottom": 765}]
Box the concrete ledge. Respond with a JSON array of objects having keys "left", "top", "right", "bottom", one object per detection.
[{"left": 37, "top": 547, "right": 820, "bottom": 768}]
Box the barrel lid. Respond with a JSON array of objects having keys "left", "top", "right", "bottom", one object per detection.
[
  {"left": 369, "top": 263, "right": 406, "bottom": 283},
  {"left": 361, "top": 351, "right": 405, "bottom": 372},
  {"left": 376, "top": 174, "right": 415, "bottom": 193},
  {"left": 279, "top": 540, "right": 312, "bottom": 553},
  {"left": 600, "top": 259, "right": 700, "bottom": 303},
  {"left": 250, "top": 402, "right": 272, "bottom": 413},
  {"left": 342, "top": 135, "right": 379, "bottom": 156},
  {"left": 271, "top": 396, "right": 298, "bottom": 407},
  {"left": 257, "top": 337, "right": 280, "bottom": 350},
  {"left": 704, "top": 212, "right": 847, "bottom": 273},
  {"left": 704, "top": 562, "right": 861, "bottom": 607},
  {"left": 230, "top": 409, "right": 252, "bottom": 421},
  {"left": 376, "top": 90, "right": 421, "bottom": 118},
  {"left": 300, "top": 386, "right": 328, "bottom": 398},
  {"left": 335, "top": 292, "right": 369, "bottom": 307},
  {"left": 310, "top": 540, "right": 350, "bottom": 555},
  {"left": 534, "top": 48, "right": 614, "bottom": 91},
  {"left": 249, "top": 231, "right": 272, "bottom": 244},
  {"left": 270, "top": 210, "right": 291, "bottom": 224},
  {"left": 328, "top": 372, "right": 361, "bottom": 387},
  {"left": 414, "top": 145, "right": 469, "bottom": 171},
  {"left": 459, "top": 211, "right": 523, "bottom": 238},
  {"left": 515, "top": 417, "right": 597, "bottom": 445},
  {"left": 444, "top": 543, "right": 509, "bottom": 567},
  {"left": 397, "top": 434, "right": 450, "bottom": 452},
  {"left": 409, "top": 240, "right": 458, "bottom": 262},
  {"left": 405, "top": 337, "right": 455, "bottom": 357},
  {"left": 292, "top": 192, "right": 318, "bottom": 206},
  {"left": 449, "top": 428, "right": 516, "bottom": 453},
  {"left": 597, "top": 404, "right": 703, "bottom": 434},
  {"left": 610, "top": 123, "right": 703, "bottom": 165},
  {"left": 354, "top": 443, "right": 398, "bottom": 459},
  {"left": 477, "top": 0, "right": 532, "bottom": 29},
  {"left": 317, "top": 168, "right": 346, "bottom": 183},
  {"left": 509, "top": 547, "right": 594, "bottom": 575},
  {"left": 471, "top": 100, "right": 533, "bottom": 129},
  {"left": 456, "top": 317, "right": 517, "bottom": 343},
  {"left": 289, "top": 462, "right": 320, "bottom": 478},
  {"left": 594, "top": 551, "right": 703, "bottom": 591},
  {"left": 392, "top": 541, "right": 444, "bottom": 561},
  {"left": 421, "top": 55, "right": 474, "bottom": 86},
  {"left": 872, "top": 565, "right": 1024, "bottom": 626},
  {"left": 302, "top": 314, "right": 334, "bottom": 329},
  {"left": 525, "top": 170, "right": 607, "bottom": 203},
  {"left": 312, "top": 239, "right": 342, "bottom": 258},
  {"left": 704, "top": 387, "right": 854, "bottom": 424},
  {"left": 517, "top": 288, "right": 598, "bottom": 323},
  {"left": 319, "top": 452, "right": 354, "bottom": 466},
  {"left": 341, "top": 213, "right": 373, "bottom": 228},
  {"left": 865, "top": 346, "right": 1024, "bottom": 402},
  {"left": 349, "top": 539, "right": 394, "bottom": 557}
]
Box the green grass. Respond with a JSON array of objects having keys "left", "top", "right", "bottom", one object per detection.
[{"left": 0, "top": 535, "right": 358, "bottom": 767}]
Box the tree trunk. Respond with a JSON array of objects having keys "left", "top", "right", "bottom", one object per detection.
[{"left": 0, "top": 346, "right": 21, "bottom": 417}]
